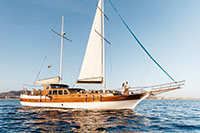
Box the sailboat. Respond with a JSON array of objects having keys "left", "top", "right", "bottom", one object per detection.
[{"left": 20, "top": 0, "right": 184, "bottom": 109}]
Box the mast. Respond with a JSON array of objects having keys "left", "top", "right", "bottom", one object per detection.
[
  {"left": 102, "top": 0, "right": 105, "bottom": 91},
  {"left": 60, "top": 14, "right": 64, "bottom": 83},
  {"left": 50, "top": 14, "right": 71, "bottom": 84}
]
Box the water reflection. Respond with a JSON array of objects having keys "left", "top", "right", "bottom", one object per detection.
[
  {"left": 2, "top": 100, "right": 200, "bottom": 132},
  {"left": 16, "top": 107, "right": 146, "bottom": 132}
]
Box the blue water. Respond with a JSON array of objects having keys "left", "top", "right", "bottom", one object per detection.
[{"left": 0, "top": 99, "right": 200, "bottom": 132}]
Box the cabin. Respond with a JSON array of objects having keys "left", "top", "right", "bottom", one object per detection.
[
  {"left": 26, "top": 83, "right": 123, "bottom": 97},
  {"left": 29, "top": 84, "right": 85, "bottom": 96}
]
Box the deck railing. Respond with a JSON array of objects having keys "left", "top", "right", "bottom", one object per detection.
[{"left": 117, "top": 80, "right": 185, "bottom": 95}]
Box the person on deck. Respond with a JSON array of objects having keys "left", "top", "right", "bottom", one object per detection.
[
  {"left": 122, "top": 83, "right": 125, "bottom": 95},
  {"left": 24, "top": 88, "right": 28, "bottom": 95},
  {"left": 125, "top": 81, "right": 130, "bottom": 95}
]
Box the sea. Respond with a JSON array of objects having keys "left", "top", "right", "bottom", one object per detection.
[{"left": 0, "top": 99, "right": 200, "bottom": 132}]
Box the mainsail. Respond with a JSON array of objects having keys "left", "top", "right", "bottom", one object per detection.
[{"left": 77, "top": 0, "right": 104, "bottom": 84}]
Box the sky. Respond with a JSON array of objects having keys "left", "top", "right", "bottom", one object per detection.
[{"left": 0, "top": 0, "right": 200, "bottom": 98}]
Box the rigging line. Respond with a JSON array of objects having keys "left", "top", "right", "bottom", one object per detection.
[
  {"left": 33, "top": 56, "right": 47, "bottom": 85},
  {"left": 107, "top": 20, "right": 117, "bottom": 89},
  {"left": 138, "top": 59, "right": 151, "bottom": 86},
  {"left": 107, "top": 46, "right": 116, "bottom": 89},
  {"left": 64, "top": 42, "right": 73, "bottom": 86},
  {"left": 108, "top": 0, "right": 175, "bottom": 82},
  {"left": 33, "top": 31, "right": 54, "bottom": 85}
]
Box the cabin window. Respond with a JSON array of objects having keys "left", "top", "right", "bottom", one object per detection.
[
  {"left": 53, "top": 90, "right": 57, "bottom": 95},
  {"left": 64, "top": 90, "right": 68, "bottom": 95},
  {"left": 58, "top": 90, "right": 63, "bottom": 95},
  {"left": 51, "top": 84, "right": 69, "bottom": 89},
  {"left": 68, "top": 89, "right": 77, "bottom": 94},
  {"left": 48, "top": 90, "right": 52, "bottom": 95}
]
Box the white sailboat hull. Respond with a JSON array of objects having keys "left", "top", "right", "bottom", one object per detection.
[{"left": 20, "top": 94, "right": 148, "bottom": 110}]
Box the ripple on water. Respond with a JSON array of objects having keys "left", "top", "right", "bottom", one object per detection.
[{"left": 0, "top": 99, "right": 200, "bottom": 132}]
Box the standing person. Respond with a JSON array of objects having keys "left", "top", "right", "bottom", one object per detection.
[
  {"left": 125, "top": 81, "right": 130, "bottom": 95},
  {"left": 122, "top": 83, "right": 125, "bottom": 95},
  {"left": 24, "top": 88, "right": 28, "bottom": 95}
]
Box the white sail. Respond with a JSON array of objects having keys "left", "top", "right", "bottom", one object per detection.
[
  {"left": 35, "top": 77, "right": 60, "bottom": 84},
  {"left": 77, "top": 0, "right": 104, "bottom": 84}
]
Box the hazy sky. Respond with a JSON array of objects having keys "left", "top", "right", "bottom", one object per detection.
[{"left": 0, "top": 0, "right": 200, "bottom": 98}]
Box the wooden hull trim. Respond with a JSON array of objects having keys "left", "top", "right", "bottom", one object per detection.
[{"left": 20, "top": 94, "right": 149, "bottom": 109}]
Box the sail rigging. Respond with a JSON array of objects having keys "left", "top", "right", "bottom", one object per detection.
[
  {"left": 77, "top": 0, "right": 104, "bottom": 84},
  {"left": 33, "top": 15, "right": 72, "bottom": 85},
  {"left": 108, "top": 0, "right": 175, "bottom": 82}
]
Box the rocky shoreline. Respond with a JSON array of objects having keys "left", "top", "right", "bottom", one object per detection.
[{"left": 0, "top": 90, "right": 22, "bottom": 99}]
